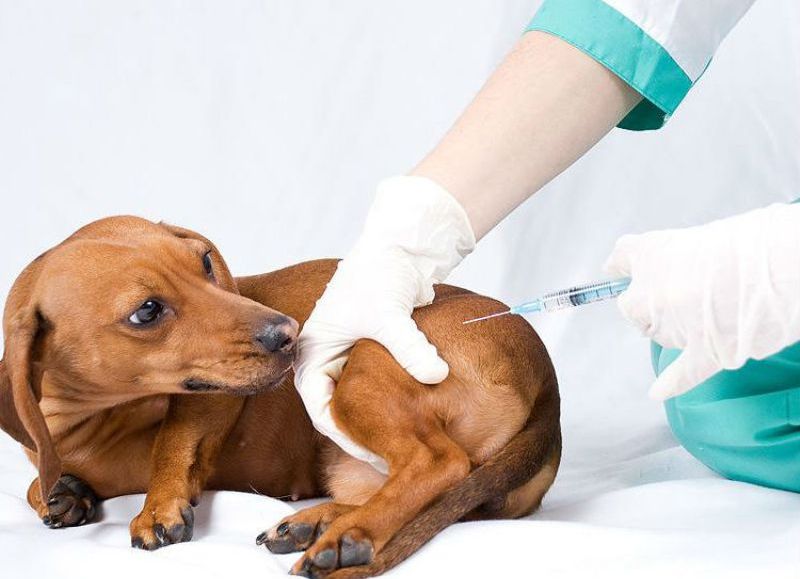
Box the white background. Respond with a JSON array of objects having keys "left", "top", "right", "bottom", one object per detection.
[{"left": 1, "top": 1, "right": 799, "bottom": 577}]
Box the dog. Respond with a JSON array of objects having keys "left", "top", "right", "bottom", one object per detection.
[{"left": 0, "top": 216, "right": 560, "bottom": 578}]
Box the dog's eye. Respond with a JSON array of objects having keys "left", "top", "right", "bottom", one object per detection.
[
  {"left": 128, "top": 300, "right": 165, "bottom": 326},
  {"left": 202, "top": 251, "right": 215, "bottom": 280}
]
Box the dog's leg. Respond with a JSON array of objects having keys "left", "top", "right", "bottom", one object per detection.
[
  {"left": 28, "top": 474, "right": 99, "bottom": 528},
  {"left": 130, "top": 395, "right": 242, "bottom": 550},
  {"left": 329, "top": 391, "right": 561, "bottom": 579},
  {"left": 283, "top": 342, "right": 472, "bottom": 578},
  {"left": 292, "top": 426, "right": 469, "bottom": 577}
]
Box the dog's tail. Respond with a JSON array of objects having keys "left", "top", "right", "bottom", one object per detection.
[{"left": 333, "top": 384, "right": 561, "bottom": 579}]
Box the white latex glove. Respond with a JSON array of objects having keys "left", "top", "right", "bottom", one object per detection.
[
  {"left": 294, "top": 176, "right": 475, "bottom": 469},
  {"left": 605, "top": 202, "right": 800, "bottom": 401}
]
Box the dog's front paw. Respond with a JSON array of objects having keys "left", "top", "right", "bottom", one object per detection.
[
  {"left": 130, "top": 497, "right": 194, "bottom": 550},
  {"left": 43, "top": 474, "right": 99, "bottom": 529}
]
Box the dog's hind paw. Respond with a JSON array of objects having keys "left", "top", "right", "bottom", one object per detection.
[
  {"left": 290, "top": 528, "right": 374, "bottom": 578},
  {"left": 130, "top": 497, "right": 194, "bottom": 550},
  {"left": 257, "top": 502, "right": 356, "bottom": 555},
  {"left": 42, "top": 474, "right": 99, "bottom": 529}
]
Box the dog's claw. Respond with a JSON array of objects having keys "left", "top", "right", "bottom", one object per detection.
[
  {"left": 42, "top": 474, "right": 99, "bottom": 529},
  {"left": 154, "top": 523, "right": 167, "bottom": 545}
]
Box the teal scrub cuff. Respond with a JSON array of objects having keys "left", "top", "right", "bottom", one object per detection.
[{"left": 526, "top": 0, "right": 693, "bottom": 131}]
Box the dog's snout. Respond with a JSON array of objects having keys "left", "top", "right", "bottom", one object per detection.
[{"left": 255, "top": 317, "right": 297, "bottom": 354}]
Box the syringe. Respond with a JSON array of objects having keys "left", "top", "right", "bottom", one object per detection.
[{"left": 463, "top": 277, "right": 631, "bottom": 324}]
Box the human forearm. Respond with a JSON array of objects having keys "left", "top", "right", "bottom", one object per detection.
[
  {"left": 412, "top": 31, "right": 642, "bottom": 240},
  {"left": 295, "top": 31, "right": 641, "bottom": 464}
]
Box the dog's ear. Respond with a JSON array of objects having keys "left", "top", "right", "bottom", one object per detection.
[
  {"left": 159, "top": 222, "right": 240, "bottom": 294},
  {"left": 1, "top": 273, "right": 61, "bottom": 502}
]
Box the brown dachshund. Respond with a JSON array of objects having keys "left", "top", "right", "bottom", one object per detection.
[{"left": 0, "top": 216, "right": 560, "bottom": 578}]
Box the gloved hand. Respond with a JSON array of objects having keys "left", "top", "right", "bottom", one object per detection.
[
  {"left": 605, "top": 202, "right": 800, "bottom": 400},
  {"left": 293, "top": 176, "right": 475, "bottom": 468}
]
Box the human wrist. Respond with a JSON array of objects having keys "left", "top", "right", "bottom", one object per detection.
[{"left": 357, "top": 176, "right": 476, "bottom": 288}]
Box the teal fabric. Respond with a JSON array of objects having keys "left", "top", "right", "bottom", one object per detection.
[
  {"left": 526, "top": 0, "right": 693, "bottom": 131},
  {"left": 652, "top": 342, "right": 800, "bottom": 492}
]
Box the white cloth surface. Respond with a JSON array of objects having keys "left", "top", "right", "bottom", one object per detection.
[
  {"left": 1, "top": 1, "right": 800, "bottom": 577},
  {"left": 2, "top": 433, "right": 799, "bottom": 578}
]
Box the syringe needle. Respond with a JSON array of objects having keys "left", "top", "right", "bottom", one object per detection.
[{"left": 462, "top": 310, "right": 511, "bottom": 325}]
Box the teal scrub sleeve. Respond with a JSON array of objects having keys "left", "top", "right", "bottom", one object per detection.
[
  {"left": 526, "top": 0, "right": 755, "bottom": 131},
  {"left": 652, "top": 341, "right": 800, "bottom": 493}
]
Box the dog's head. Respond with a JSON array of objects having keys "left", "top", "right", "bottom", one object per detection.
[{"left": 0, "top": 216, "right": 298, "bottom": 501}]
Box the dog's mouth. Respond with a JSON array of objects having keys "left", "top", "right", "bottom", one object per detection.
[
  {"left": 183, "top": 366, "right": 292, "bottom": 396},
  {"left": 182, "top": 379, "right": 224, "bottom": 393}
]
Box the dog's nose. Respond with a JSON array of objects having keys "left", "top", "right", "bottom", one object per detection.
[{"left": 255, "top": 317, "right": 297, "bottom": 354}]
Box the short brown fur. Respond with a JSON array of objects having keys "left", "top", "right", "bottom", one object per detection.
[{"left": 0, "top": 216, "right": 560, "bottom": 577}]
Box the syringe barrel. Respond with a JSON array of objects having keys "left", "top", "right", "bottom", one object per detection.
[
  {"left": 510, "top": 300, "right": 544, "bottom": 315},
  {"left": 523, "top": 277, "right": 631, "bottom": 313}
]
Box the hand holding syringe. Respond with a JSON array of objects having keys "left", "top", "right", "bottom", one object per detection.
[{"left": 463, "top": 278, "right": 632, "bottom": 324}]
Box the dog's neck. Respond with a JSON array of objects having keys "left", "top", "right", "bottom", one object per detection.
[
  {"left": 38, "top": 367, "right": 170, "bottom": 453},
  {"left": 39, "top": 366, "right": 150, "bottom": 413}
]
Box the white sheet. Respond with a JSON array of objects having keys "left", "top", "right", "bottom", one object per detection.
[{"left": 1, "top": 1, "right": 800, "bottom": 577}]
